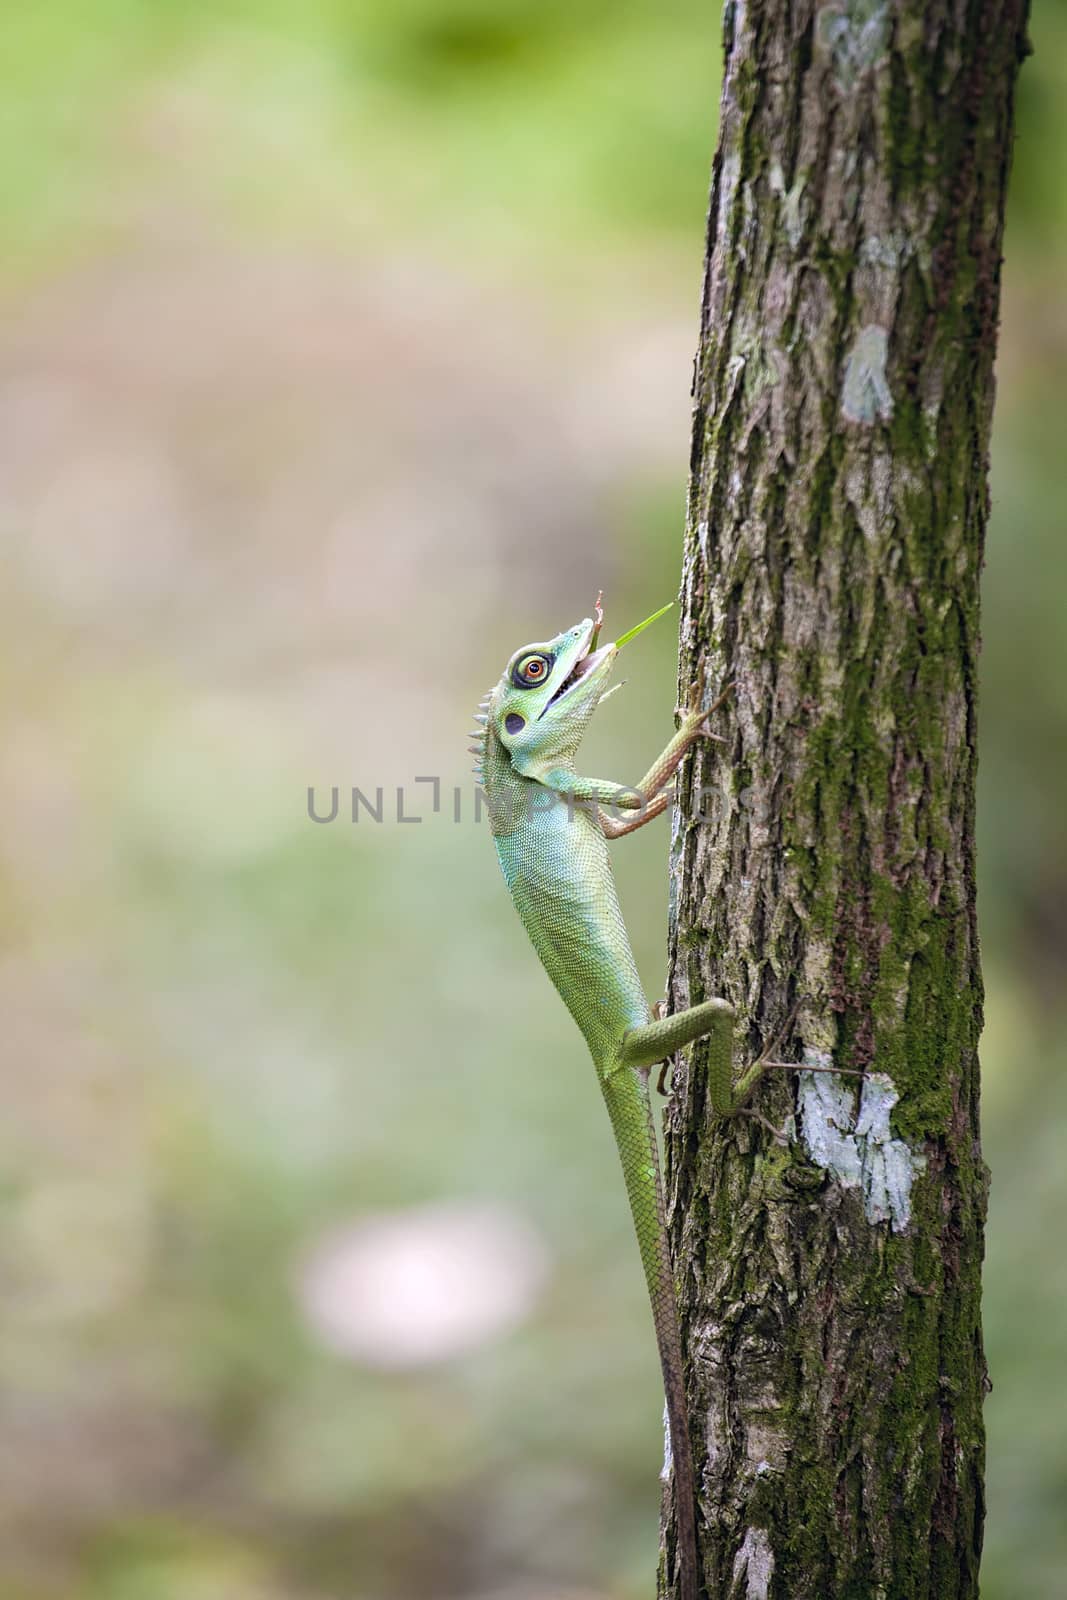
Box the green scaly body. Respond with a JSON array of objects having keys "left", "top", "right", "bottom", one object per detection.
[{"left": 471, "top": 605, "right": 766, "bottom": 1600}]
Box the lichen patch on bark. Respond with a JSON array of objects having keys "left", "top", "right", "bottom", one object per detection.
[
  {"left": 797, "top": 1061, "right": 923, "bottom": 1227},
  {"left": 841, "top": 324, "right": 893, "bottom": 422},
  {"left": 730, "top": 1526, "right": 775, "bottom": 1599}
]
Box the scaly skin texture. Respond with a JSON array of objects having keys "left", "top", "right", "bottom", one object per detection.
[{"left": 472, "top": 608, "right": 769, "bottom": 1600}]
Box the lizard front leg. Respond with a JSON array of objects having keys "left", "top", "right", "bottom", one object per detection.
[
  {"left": 588, "top": 678, "right": 729, "bottom": 838},
  {"left": 599, "top": 791, "right": 672, "bottom": 838},
  {"left": 627, "top": 678, "right": 731, "bottom": 805}
]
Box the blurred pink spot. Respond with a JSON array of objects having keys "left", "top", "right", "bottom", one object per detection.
[{"left": 296, "top": 1202, "right": 549, "bottom": 1368}]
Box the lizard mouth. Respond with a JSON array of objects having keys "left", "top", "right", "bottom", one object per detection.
[{"left": 542, "top": 627, "right": 613, "bottom": 715}]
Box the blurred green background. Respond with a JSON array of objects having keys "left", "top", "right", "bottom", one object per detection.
[{"left": 1, "top": 3, "right": 1064, "bottom": 1597}]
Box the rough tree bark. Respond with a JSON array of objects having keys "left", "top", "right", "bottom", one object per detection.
[{"left": 662, "top": 3, "right": 1028, "bottom": 1597}]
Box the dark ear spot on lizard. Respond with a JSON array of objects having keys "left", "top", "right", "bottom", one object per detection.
[{"left": 505, "top": 712, "right": 526, "bottom": 735}]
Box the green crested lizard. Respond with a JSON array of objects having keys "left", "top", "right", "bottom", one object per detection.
[{"left": 470, "top": 599, "right": 830, "bottom": 1600}]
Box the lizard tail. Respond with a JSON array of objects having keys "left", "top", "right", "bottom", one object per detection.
[{"left": 601, "top": 1061, "right": 699, "bottom": 1600}]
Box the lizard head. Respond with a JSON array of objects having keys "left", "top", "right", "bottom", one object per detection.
[{"left": 478, "top": 597, "right": 673, "bottom": 780}]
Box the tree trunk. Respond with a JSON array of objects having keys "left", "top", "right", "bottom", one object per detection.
[{"left": 663, "top": 3, "right": 1028, "bottom": 1596}]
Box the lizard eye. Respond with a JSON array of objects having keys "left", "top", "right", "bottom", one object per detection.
[{"left": 512, "top": 653, "right": 552, "bottom": 688}]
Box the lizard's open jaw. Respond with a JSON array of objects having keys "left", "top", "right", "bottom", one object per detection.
[
  {"left": 544, "top": 619, "right": 612, "bottom": 711},
  {"left": 543, "top": 599, "right": 674, "bottom": 714}
]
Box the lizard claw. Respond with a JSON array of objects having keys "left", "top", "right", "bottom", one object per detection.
[
  {"left": 650, "top": 1001, "right": 674, "bottom": 1094},
  {"left": 675, "top": 671, "right": 702, "bottom": 725},
  {"left": 678, "top": 670, "right": 734, "bottom": 735},
  {"left": 687, "top": 661, "right": 706, "bottom": 716}
]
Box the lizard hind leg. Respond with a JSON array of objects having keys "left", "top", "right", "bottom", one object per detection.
[
  {"left": 621, "top": 997, "right": 849, "bottom": 1121},
  {"left": 618, "top": 999, "right": 736, "bottom": 1106}
]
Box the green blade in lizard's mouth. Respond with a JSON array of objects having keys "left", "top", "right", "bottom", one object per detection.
[{"left": 614, "top": 601, "right": 674, "bottom": 649}]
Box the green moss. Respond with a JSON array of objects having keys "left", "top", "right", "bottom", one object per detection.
[
  {"left": 813, "top": 238, "right": 856, "bottom": 322},
  {"left": 887, "top": 47, "right": 924, "bottom": 197}
]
